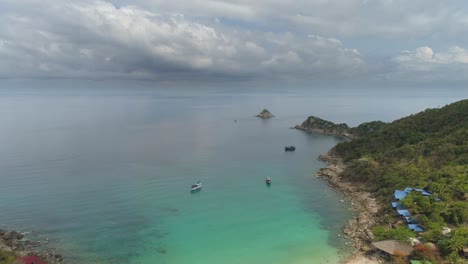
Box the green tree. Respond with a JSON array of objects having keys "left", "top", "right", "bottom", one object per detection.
[{"left": 0, "top": 250, "right": 15, "bottom": 264}]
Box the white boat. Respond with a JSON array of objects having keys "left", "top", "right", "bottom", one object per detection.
[{"left": 191, "top": 181, "right": 202, "bottom": 191}]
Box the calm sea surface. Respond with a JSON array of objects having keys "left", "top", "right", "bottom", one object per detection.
[{"left": 0, "top": 85, "right": 466, "bottom": 263}]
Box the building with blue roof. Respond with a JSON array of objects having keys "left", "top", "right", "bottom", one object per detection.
[
  {"left": 394, "top": 190, "right": 408, "bottom": 200},
  {"left": 391, "top": 202, "right": 404, "bottom": 210},
  {"left": 421, "top": 190, "right": 432, "bottom": 196},
  {"left": 404, "top": 187, "right": 413, "bottom": 193},
  {"left": 408, "top": 224, "right": 424, "bottom": 232},
  {"left": 397, "top": 209, "right": 411, "bottom": 217},
  {"left": 390, "top": 188, "right": 436, "bottom": 233}
]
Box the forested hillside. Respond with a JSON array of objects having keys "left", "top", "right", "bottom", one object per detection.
[{"left": 334, "top": 99, "right": 468, "bottom": 263}]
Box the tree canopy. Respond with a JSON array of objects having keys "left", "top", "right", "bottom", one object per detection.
[{"left": 334, "top": 99, "right": 468, "bottom": 261}]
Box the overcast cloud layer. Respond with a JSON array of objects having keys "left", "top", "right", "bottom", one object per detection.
[{"left": 1, "top": 0, "right": 468, "bottom": 85}]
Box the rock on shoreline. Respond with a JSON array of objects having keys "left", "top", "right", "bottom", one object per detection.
[
  {"left": 316, "top": 151, "right": 383, "bottom": 264},
  {"left": 0, "top": 229, "right": 64, "bottom": 263}
]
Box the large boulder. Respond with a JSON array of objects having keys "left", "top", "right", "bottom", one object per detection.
[
  {"left": 2, "top": 231, "right": 23, "bottom": 241},
  {"left": 256, "top": 109, "right": 274, "bottom": 119}
]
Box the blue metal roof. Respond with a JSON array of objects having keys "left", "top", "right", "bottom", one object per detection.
[
  {"left": 394, "top": 190, "right": 408, "bottom": 200},
  {"left": 408, "top": 224, "right": 424, "bottom": 232},
  {"left": 415, "top": 188, "right": 432, "bottom": 195},
  {"left": 404, "top": 187, "right": 413, "bottom": 193},
  {"left": 391, "top": 202, "right": 400, "bottom": 208},
  {"left": 404, "top": 187, "right": 433, "bottom": 196},
  {"left": 397, "top": 209, "right": 411, "bottom": 217}
]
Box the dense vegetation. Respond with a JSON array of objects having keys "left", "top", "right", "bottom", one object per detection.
[
  {"left": 0, "top": 250, "right": 15, "bottom": 264},
  {"left": 334, "top": 99, "right": 468, "bottom": 263}
]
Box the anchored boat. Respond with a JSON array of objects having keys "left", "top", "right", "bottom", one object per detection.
[
  {"left": 285, "top": 146, "right": 296, "bottom": 151},
  {"left": 266, "top": 177, "right": 272, "bottom": 184},
  {"left": 191, "top": 181, "right": 202, "bottom": 191}
]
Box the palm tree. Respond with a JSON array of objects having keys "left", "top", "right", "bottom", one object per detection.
[{"left": 447, "top": 236, "right": 464, "bottom": 253}]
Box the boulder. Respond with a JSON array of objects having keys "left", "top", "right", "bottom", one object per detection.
[{"left": 3, "top": 231, "right": 23, "bottom": 241}]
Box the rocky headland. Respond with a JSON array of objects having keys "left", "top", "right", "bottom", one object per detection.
[
  {"left": 256, "top": 109, "right": 274, "bottom": 119},
  {"left": 0, "top": 229, "right": 64, "bottom": 264},
  {"left": 295, "top": 116, "right": 387, "bottom": 140},
  {"left": 294, "top": 116, "right": 354, "bottom": 139}
]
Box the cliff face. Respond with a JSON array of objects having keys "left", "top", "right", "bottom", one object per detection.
[
  {"left": 295, "top": 116, "right": 353, "bottom": 138},
  {"left": 256, "top": 109, "right": 274, "bottom": 119}
]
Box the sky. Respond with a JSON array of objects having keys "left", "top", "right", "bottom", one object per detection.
[{"left": 2, "top": 0, "right": 468, "bottom": 87}]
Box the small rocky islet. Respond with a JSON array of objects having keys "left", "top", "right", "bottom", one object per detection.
[{"left": 256, "top": 108, "right": 274, "bottom": 119}]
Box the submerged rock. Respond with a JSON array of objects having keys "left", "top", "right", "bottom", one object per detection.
[
  {"left": 156, "top": 247, "right": 167, "bottom": 254},
  {"left": 256, "top": 109, "right": 274, "bottom": 119}
]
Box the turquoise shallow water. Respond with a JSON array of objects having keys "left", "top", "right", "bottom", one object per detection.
[{"left": 0, "top": 86, "right": 466, "bottom": 263}]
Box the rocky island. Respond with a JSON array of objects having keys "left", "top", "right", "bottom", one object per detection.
[{"left": 256, "top": 109, "right": 274, "bottom": 119}]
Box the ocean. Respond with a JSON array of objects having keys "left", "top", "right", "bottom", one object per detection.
[{"left": 0, "top": 85, "right": 466, "bottom": 263}]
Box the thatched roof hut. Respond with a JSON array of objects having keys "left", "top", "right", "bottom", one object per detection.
[{"left": 372, "top": 240, "right": 413, "bottom": 257}]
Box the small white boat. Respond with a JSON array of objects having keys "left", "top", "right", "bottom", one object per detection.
[
  {"left": 266, "top": 177, "right": 272, "bottom": 184},
  {"left": 191, "top": 181, "right": 202, "bottom": 191}
]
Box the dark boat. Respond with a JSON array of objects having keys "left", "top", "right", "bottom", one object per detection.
[
  {"left": 191, "top": 181, "right": 202, "bottom": 191},
  {"left": 285, "top": 146, "right": 296, "bottom": 151},
  {"left": 266, "top": 177, "right": 272, "bottom": 184}
]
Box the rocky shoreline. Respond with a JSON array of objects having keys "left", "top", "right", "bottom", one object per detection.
[
  {"left": 0, "top": 229, "right": 64, "bottom": 264},
  {"left": 294, "top": 125, "right": 354, "bottom": 140},
  {"left": 315, "top": 150, "right": 385, "bottom": 264}
]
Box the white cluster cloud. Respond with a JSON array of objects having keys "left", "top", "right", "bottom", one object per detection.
[
  {"left": 0, "top": 0, "right": 366, "bottom": 82},
  {"left": 389, "top": 46, "right": 468, "bottom": 82},
  {"left": 395, "top": 46, "right": 468, "bottom": 70}
]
